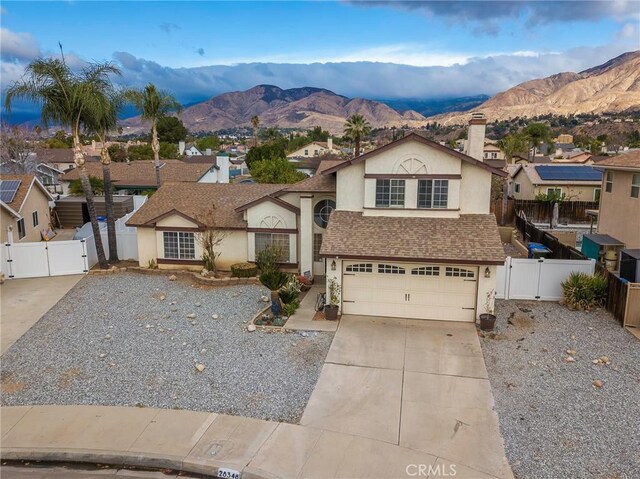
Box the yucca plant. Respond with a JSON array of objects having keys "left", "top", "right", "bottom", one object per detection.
[
  {"left": 259, "top": 270, "right": 289, "bottom": 293},
  {"left": 561, "top": 272, "right": 607, "bottom": 310}
]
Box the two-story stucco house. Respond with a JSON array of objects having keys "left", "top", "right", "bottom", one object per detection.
[
  {"left": 595, "top": 152, "right": 640, "bottom": 249},
  {"left": 127, "top": 116, "right": 506, "bottom": 322},
  {"left": 287, "top": 138, "right": 340, "bottom": 158}
]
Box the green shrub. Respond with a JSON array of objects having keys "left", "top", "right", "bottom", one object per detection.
[
  {"left": 279, "top": 289, "right": 298, "bottom": 305},
  {"left": 230, "top": 262, "right": 258, "bottom": 278},
  {"left": 282, "top": 299, "right": 301, "bottom": 318},
  {"left": 202, "top": 251, "right": 215, "bottom": 272},
  {"left": 279, "top": 276, "right": 302, "bottom": 304},
  {"left": 561, "top": 272, "right": 607, "bottom": 310},
  {"left": 256, "top": 245, "right": 283, "bottom": 274},
  {"left": 259, "top": 270, "right": 289, "bottom": 291}
]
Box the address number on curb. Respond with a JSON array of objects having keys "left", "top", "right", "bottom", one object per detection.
[{"left": 217, "top": 468, "right": 241, "bottom": 479}]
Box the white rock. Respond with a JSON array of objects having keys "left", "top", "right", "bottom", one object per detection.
[
  {"left": 261, "top": 295, "right": 269, "bottom": 302},
  {"left": 195, "top": 363, "right": 205, "bottom": 373},
  {"left": 195, "top": 303, "right": 202, "bottom": 307},
  {"left": 201, "top": 349, "right": 207, "bottom": 353},
  {"left": 159, "top": 295, "right": 166, "bottom": 301},
  {"left": 301, "top": 332, "right": 309, "bottom": 337},
  {"left": 182, "top": 342, "right": 187, "bottom": 346},
  {"left": 212, "top": 314, "right": 219, "bottom": 319},
  {"left": 247, "top": 324, "right": 257, "bottom": 332},
  {"left": 145, "top": 324, "right": 151, "bottom": 328},
  {"left": 104, "top": 334, "right": 111, "bottom": 340},
  {"left": 170, "top": 300, "right": 177, "bottom": 305},
  {"left": 169, "top": 274, "right": 177, "bottom": 281},
  {"left": 564, "top": 356, "right": 575, "bottom": 363},
  {"left": 99, "top": 353, "right": 106, "bottom": 358},
  {"left": 186, "top": 313, "right": 196, "bottom": 319}
]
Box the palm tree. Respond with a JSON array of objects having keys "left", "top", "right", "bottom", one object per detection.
[
  {"left": 251, "top": 115, "right": 260, "bottom": 147},
  {"left": 523, "top": 122, "right": 553, "bottom": 161},
  {"left": 498, "top": 133, "right": 528, "bottom": 164},
  {"left": 124, "top": 84, "right": 181, "bottom": 188},
  {"left": 344, "top": 114, "right": 371, "bottom": 157},
  {"left": 85, "top": 90, "right": 123, "bottom": 263},
  {"left": 5, "top": 58, "right": 119, "bottom": 269}
]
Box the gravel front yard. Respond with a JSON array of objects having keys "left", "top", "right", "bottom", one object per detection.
[
  {"left": 481, "top": 300, "right": 640, "bottom": 479},
  {"left": 0, "top": 273, "right": 334, "bottom": 423}
]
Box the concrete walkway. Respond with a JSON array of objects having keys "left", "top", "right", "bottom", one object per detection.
[
  {"left": 300, "top": 316, "right": 513, "bottom": 479},
  {"left": 0, "top": 275, "right": 84, "bottom": 355},
  {"left": 284, "top": 281, "right": 339, "bottom": 333}
]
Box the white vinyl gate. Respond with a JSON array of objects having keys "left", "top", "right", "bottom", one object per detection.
[
  {"left": 3, "top": 239, "right": 91, "bottom": 279},
  {"left": 496, "top": 257, "right": 596, "bottom": 301}
]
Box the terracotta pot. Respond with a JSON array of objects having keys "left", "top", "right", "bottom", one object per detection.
[
  {"left": 324, "top": 304, "right": 339, "bottom": 321},
  {"left": 479, "top": 313, "right": 497, "bottom": 331}
]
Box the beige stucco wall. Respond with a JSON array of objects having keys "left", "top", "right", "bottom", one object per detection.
[
  {"left": 156, "top": 215, "right": 199, "bottom": 228},
  {"left": 1, "top": 209, "right": 15, "bottom": 243},
  {"left": 136, "top": 227, "right": 157, "bottom": 267},
  {"left": 11, "top": 184, "right": 52, "bottom": 243},
  {"left": 336, "top": 163, "right": 365, "bottom": 211},
  {"left": 246, "top": 202, "right": 297, "bottom": 230},
  {"left": 533, "top": 184, "right": 600, "bottom": 202},
  {"left": 510, "top": 170, "right": 536, "bottom": 200},
  {"left": 476, "top": 265, "right": 497, "bottom": 318},
  {"left": 459, "top": 164, "right": 492, "bottom": 214},
  {"left": 364, "top": 143, "right": 462, "bottom": 176},
  {"left": 597, "top": 170, "right": 640, "bottom": 248}
]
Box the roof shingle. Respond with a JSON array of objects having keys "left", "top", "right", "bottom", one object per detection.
[
  {"left": 320, "top": 211, "right": 505, "bottom": 265},
  {"left": 595, "top": 151, "right": 640, "bottom": 169}
]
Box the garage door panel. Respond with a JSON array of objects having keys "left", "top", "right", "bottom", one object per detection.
[{"left": 342, "top": 262, "right": 477, "bottom": 322}]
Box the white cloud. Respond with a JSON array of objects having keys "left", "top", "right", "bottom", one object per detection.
[{"left": 0, "top": 28, "right": 40, "bottom": 61}]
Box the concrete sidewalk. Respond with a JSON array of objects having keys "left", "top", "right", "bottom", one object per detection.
[
  {"left": 284, "top": 281, "right": 339, "bottom": 333},
  {"left": 0, "top": 275, "right": 84, "bottom": 355},
  {"left": 1, "top": 405, "right": 481, "bottom": 479}
]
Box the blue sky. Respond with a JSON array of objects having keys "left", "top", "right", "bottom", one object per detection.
[{"left": 1, "top": 1, "right": 639, "bottom": 119}]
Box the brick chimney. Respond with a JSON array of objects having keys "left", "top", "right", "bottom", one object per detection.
[
  {"left": 464, "top": 113, "right": 487, "bottom": 161},
  {"left": 327, "top": 137, "right": 333, "bottom": 151}
]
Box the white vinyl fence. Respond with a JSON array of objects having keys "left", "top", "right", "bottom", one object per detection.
[
  {"left": 496, "top": 256, "right": 596, "bottom": 301},
  {"left": 2, "top": 212, "right": 139, "bottom": 279}
]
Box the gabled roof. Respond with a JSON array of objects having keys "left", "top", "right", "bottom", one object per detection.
[
  {"left": 126, "top": 182, "right": 284, "bottom": 229},
  {"left": 1, "top": 200, "right": 21, "bottom": 218},
  {"left": 595, "top": 151, "right": 640, "bottom": 170},
  {"left": 61, "top": 160, "right": 213, "bottom": 188},
  {"left": 0, "top": 174, "right": 54, "bottom": 213},
  {"left": 322, "top": 132, "right": 507, "bottom": 177},
  {"left": 514, "top": 164, "right": 602, "bottom": 185},
  {"left": 235, "top": 194, "right": 300, "bottom": 214}
]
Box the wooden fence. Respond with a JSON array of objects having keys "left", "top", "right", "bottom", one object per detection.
[
  {"left": 501, "top": 200, "right": 599, "bottom": 225},
  {"left": 514, "top": 215, "right": 587, "bottom": 260},
  {"left": 595, "top": 263, "right": 628, "bottom": 325}
]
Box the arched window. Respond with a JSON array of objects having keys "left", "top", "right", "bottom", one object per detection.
[
  {"left": 396, "top": 158, "right": 428, "bottom": 175},
  {"left": 314, "top": 200, "right": 336, "bottom": 229},
  {"left": 260, "top": 215, "right": 285, "bottom": 229}
]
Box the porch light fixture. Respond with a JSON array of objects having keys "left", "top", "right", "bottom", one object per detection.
[
  {"left": 484, "top": 267, "right": 491, "bottom": 278},
  {"left": 331, "top": 260, "right": 336, "bottom": 271}
]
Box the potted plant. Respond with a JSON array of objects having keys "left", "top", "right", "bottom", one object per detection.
[
  {"left": 324, "top": 278, "right": 341, "bottom": 320},
  {"left": 479, "top": 289, "right": 497, "bottom": 331}
]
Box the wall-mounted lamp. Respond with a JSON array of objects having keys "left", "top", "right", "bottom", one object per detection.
[
  {"left": 484, "top": 267, "right": 491, "bottom": 278},
  {"left": 331, "top": 260, "right": 337, "bottom": 271}
]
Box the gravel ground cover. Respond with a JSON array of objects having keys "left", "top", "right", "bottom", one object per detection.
[
  {"left": 1, "top": 273, "right": 334, "bottom": 423},
  {"left": 481, "top": 300, "right": 640, "bottom": 479}
]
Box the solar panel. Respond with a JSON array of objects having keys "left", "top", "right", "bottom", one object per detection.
[
  {"left": 0, "top": 180, "right": 22, "bottom": 204},
  {"left": 535, "top": 165, "right": 602, "bottom": 181}
]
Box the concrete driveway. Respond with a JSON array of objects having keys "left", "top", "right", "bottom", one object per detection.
[
  {"left": 301, "top": 315, "right": 513, "bottom": 479},
  {"left": 0, "top": 275, "right": 84, "bottom": 355}
]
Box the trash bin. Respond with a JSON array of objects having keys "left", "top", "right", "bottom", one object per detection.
[{"left": 527, "top": 242, "right": 552, "bottom": 259}]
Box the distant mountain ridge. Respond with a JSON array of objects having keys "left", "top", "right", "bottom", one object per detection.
[
  {"left": 122, "top": 84, "right": 427, "bottom": 134},
  {"left": 431, "top": 51, "right": 640, "bottom": 125}
]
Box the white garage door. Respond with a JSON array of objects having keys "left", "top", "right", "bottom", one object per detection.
[{"left": 342, "top": 261, "right": 478, "bottom": 322}]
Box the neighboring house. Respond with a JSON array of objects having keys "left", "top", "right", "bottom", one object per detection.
[
  {"left": 594, "top": 152, "right": 640, "bottom": 249},
  {"left": 179, "top": 142, "right": 204, "bottom": 157},
  {"left": 482, "top": 142, "right": 504, "bottom": 161},
  {"left": 128, "top": 115, "right": 506, "bottom": 322},
  {"left": 60, "top": 158, "right": 229, "bottom": 194},
  {"left": 287, "top": 138, "right": 340, "bottom": 158},
  {"left": 0, "top": 174, "right": 54, "bottom": 243},
  {"left": 509, "top": 164, "right": 603, "bottom": 201}
]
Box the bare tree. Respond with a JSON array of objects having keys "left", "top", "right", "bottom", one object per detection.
[
  {"left": 196, "top": 205, "right": 228, "bottom": 276},
  {"left": 0, "top": 123, "right": 37, "bottom": 173}
]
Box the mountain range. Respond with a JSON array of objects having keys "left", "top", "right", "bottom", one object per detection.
[
  {"left": 432, "top": 51, "right": 640, "bottom": 125},
  {"left": 122, "top": 85, "right": 427, "bottom": 134},
  {"left": 122, "top": 50, "right": 640, "bottom": 134}
]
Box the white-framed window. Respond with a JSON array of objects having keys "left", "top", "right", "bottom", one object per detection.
[
  {"left": 445, "top": 267, "right": 475, "bottom": 278},
  {"left": 411, "top": 266, "right": 440, "bottom": 276},
  {"left": 546, "top": 187, "right": 562, "bottom": 197},
  {"left": 375, "top": 179, "right": 405, "bottom": 208},
  {"left": 491, "top": 152, "right": 498, "bottom": 159},
  {"left": 163, "top": 231, "right": 195, "bottom": 260},
  {"left": 593, "top": 188, "right": 601, "bottom": 202},
  {"left": 378, "top": 264, "right": 405, "bottom": 274},
  {"left": 32, "top": 211, "right": 39, "bottom": 227},
  {"left": 605, "top": 171, "right": 613, "bottom": 193},
  {"left": 17, "top": 218, "right": 26, "bottom": 239},
  {"left": 255, "top": 233, "right": 290, "bottom": 262},
  {"left": 313, "top": 233, "right": 323, "bottom": 262},
  {"left": 304, "top": 149, "right": 308, "bottom": 156},
  {"left": 345, "top": 263, "right": 373, "bottom": 273},
  {"left": 514, "top": 182, "right": 521, "bottom": 194},
  {"left": 417, "top": 179, "right": 448, "bottom": 209},
  {"left": 631, "top": 173, "right": 639, "bottom": 198}
]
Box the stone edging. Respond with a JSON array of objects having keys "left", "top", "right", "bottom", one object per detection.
[{"left": 90, "top": 266, "right": 261, "bottom": 287}]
